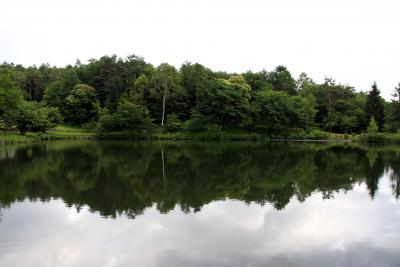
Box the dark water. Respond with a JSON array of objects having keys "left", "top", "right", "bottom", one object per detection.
[{"left": 0, "top": 141, "right": 399, "bottom": 267}]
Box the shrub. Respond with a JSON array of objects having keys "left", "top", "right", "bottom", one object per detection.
[
  {"left": 285, "top": 128, "right": 307, "bottom": 139},
  {"left": 359, "top": 133, "right": 386, "bottom": 143},
  {"left": 306, "top": 129, "right": 329, "bottom": 140},
  {"left": 204, "top": 123, "right": 223, "bottom": 140},
  {"left": 183, "top": 109, "right": 208, "bottom": 132},
  {"left": 165, "top": 114, "right": 182, "bottom": 132}
]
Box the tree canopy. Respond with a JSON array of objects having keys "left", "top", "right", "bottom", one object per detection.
[{"left": 0, "top": 54, "right": 398, "bottom": 136}]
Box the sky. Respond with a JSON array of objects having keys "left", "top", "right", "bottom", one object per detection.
[{"left": 1, "top": 0, "right": 399, "bottom": 99}]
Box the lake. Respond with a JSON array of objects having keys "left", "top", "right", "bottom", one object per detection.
[{"left": 0, "top": 141, "right": 399, "bottom": 267}]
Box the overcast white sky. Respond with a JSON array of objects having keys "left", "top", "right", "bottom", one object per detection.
[{"left": 1, "top": 0, "right": 399, "bottom": 99}]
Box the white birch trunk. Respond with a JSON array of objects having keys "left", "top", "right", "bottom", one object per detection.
[{"left": 161, "top": 89, "right": 167, "bottom": 126}]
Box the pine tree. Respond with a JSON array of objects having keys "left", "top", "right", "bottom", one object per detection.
[
  {"left": 388, "top": 83, "right": 400, "bottom": 132},
  {"left": 367, "top": 116, "right": 378, "bottom": 134},
  {"left": 365, "top": 82, "right": 385, "bottom": 131}
]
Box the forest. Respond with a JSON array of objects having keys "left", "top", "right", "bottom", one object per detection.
[{"left": 0, "top": 54, "right": 400, "bottom": 139}]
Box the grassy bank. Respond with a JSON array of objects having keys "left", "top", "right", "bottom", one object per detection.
[
  {"left": 0, "top": 125, "right": 95, "bottom": 144},
  {"left": 79, "top": 129, "right": 400, "bottom": 143},
  {"left": 2, "top": 125, "right": 400, "bottom": 144},
  {"left": 98, "top": 129, "right": 347, "bottom": 142}
]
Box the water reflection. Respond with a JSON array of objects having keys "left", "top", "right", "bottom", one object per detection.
[
  {"left": 0, "top": 141, "right": 400, "bottom": 266},
  {"left": 0, "top": 141, "right": 399, "bottom": 218},
  {"left": 0, "top": 182, "right": 399, "bottom": 267}
]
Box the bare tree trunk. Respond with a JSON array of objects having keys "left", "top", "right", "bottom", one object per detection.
[
  {"left": 161, "top": 149, "right": 166, "bottom": 185},
  {"left": 161, "top": 89, "right": 167, "bottom": 126}
]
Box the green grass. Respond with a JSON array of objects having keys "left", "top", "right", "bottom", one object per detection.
[
  {"left": 0, "top": 125, "right": 95, "bottom": 143},
  {"left": 0, "top": 132, "right": 28, "bottom": 143},
  {"left": 2, "top": 124, "right": 400, "bottom": 144},
  {"left": 46, "top": 125, "right": 95, "bottom": 138}
]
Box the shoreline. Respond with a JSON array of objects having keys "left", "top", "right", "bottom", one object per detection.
[{"left": 1, "top": 131, "right": 398, "bottom": 145}]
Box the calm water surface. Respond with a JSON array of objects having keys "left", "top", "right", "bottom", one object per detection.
[{"left": 0, "top": 141, "right": 399, "bottom": 267}]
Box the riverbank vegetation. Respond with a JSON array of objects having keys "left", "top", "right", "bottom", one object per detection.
[{"left": 1, "top": 54, "right": 400, "bottom": 142}]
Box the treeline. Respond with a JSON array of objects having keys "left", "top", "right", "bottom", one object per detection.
[{"left": 1, "top": 54, "right": 400, "bottom": 136}]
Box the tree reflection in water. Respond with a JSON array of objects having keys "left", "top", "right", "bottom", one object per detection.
[{"left": 0, "top": 141, "right": 399, "bottom": 219}]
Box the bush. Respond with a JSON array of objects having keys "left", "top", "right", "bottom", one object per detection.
[
  {"left": 15, "top": 101, "right": 61, "bottom": 134},
  {"left": 81, "top": 121, "right": 97, "bottom": 131},
  {"left": 386, "top": 134, "right": 400, "bottom": 143},
  {"left": 165, "top": 114, "right": 182, "bottom": 132},
  {"left": 306, "top": 129, "right": 329, "bottom": 140},
  {"left": 99, "top": 99, "right": 153, "bottom": 133},
  {"left": 183, "top": 109, "right": 208, "bottom": 132},
  {"left": 359, "top": 133, "right": 386, "bottom": 143},
  {"left": 0, "top": 120, "right": 8, "bottom": 132},
  {"left": 46, "top": 107, "right": 63, "bottom": 125},
  {"left": 98, "top": 113, "right": 116, "bottom": 132},
  {"left": 285, "top": 128, "right": 307, "bottom": 139},
  {"left": 205, "top": 123, "right": 223, "bottom": 139}
]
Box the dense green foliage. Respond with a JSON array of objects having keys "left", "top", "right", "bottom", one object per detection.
[
  {"left": 0, "top": 54, "right": 398, "bottom": 137},
  {"left": 251, "top": 90, "right": 316, "bottom": 134},
  {"left": 64, "top": 84, "right": 99, "bottom": 125},
  {"left": 99, "top": 95, "right": 152, "bottom": 132},
  {"left": 198, "top": 76, "right": 251, "bottom": 127},
  {"left": 387, "top": 83, "right": 400, "bottom": 133},
  {"left": 0, "top": 74, "right": 61, "bottom": 134}
]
